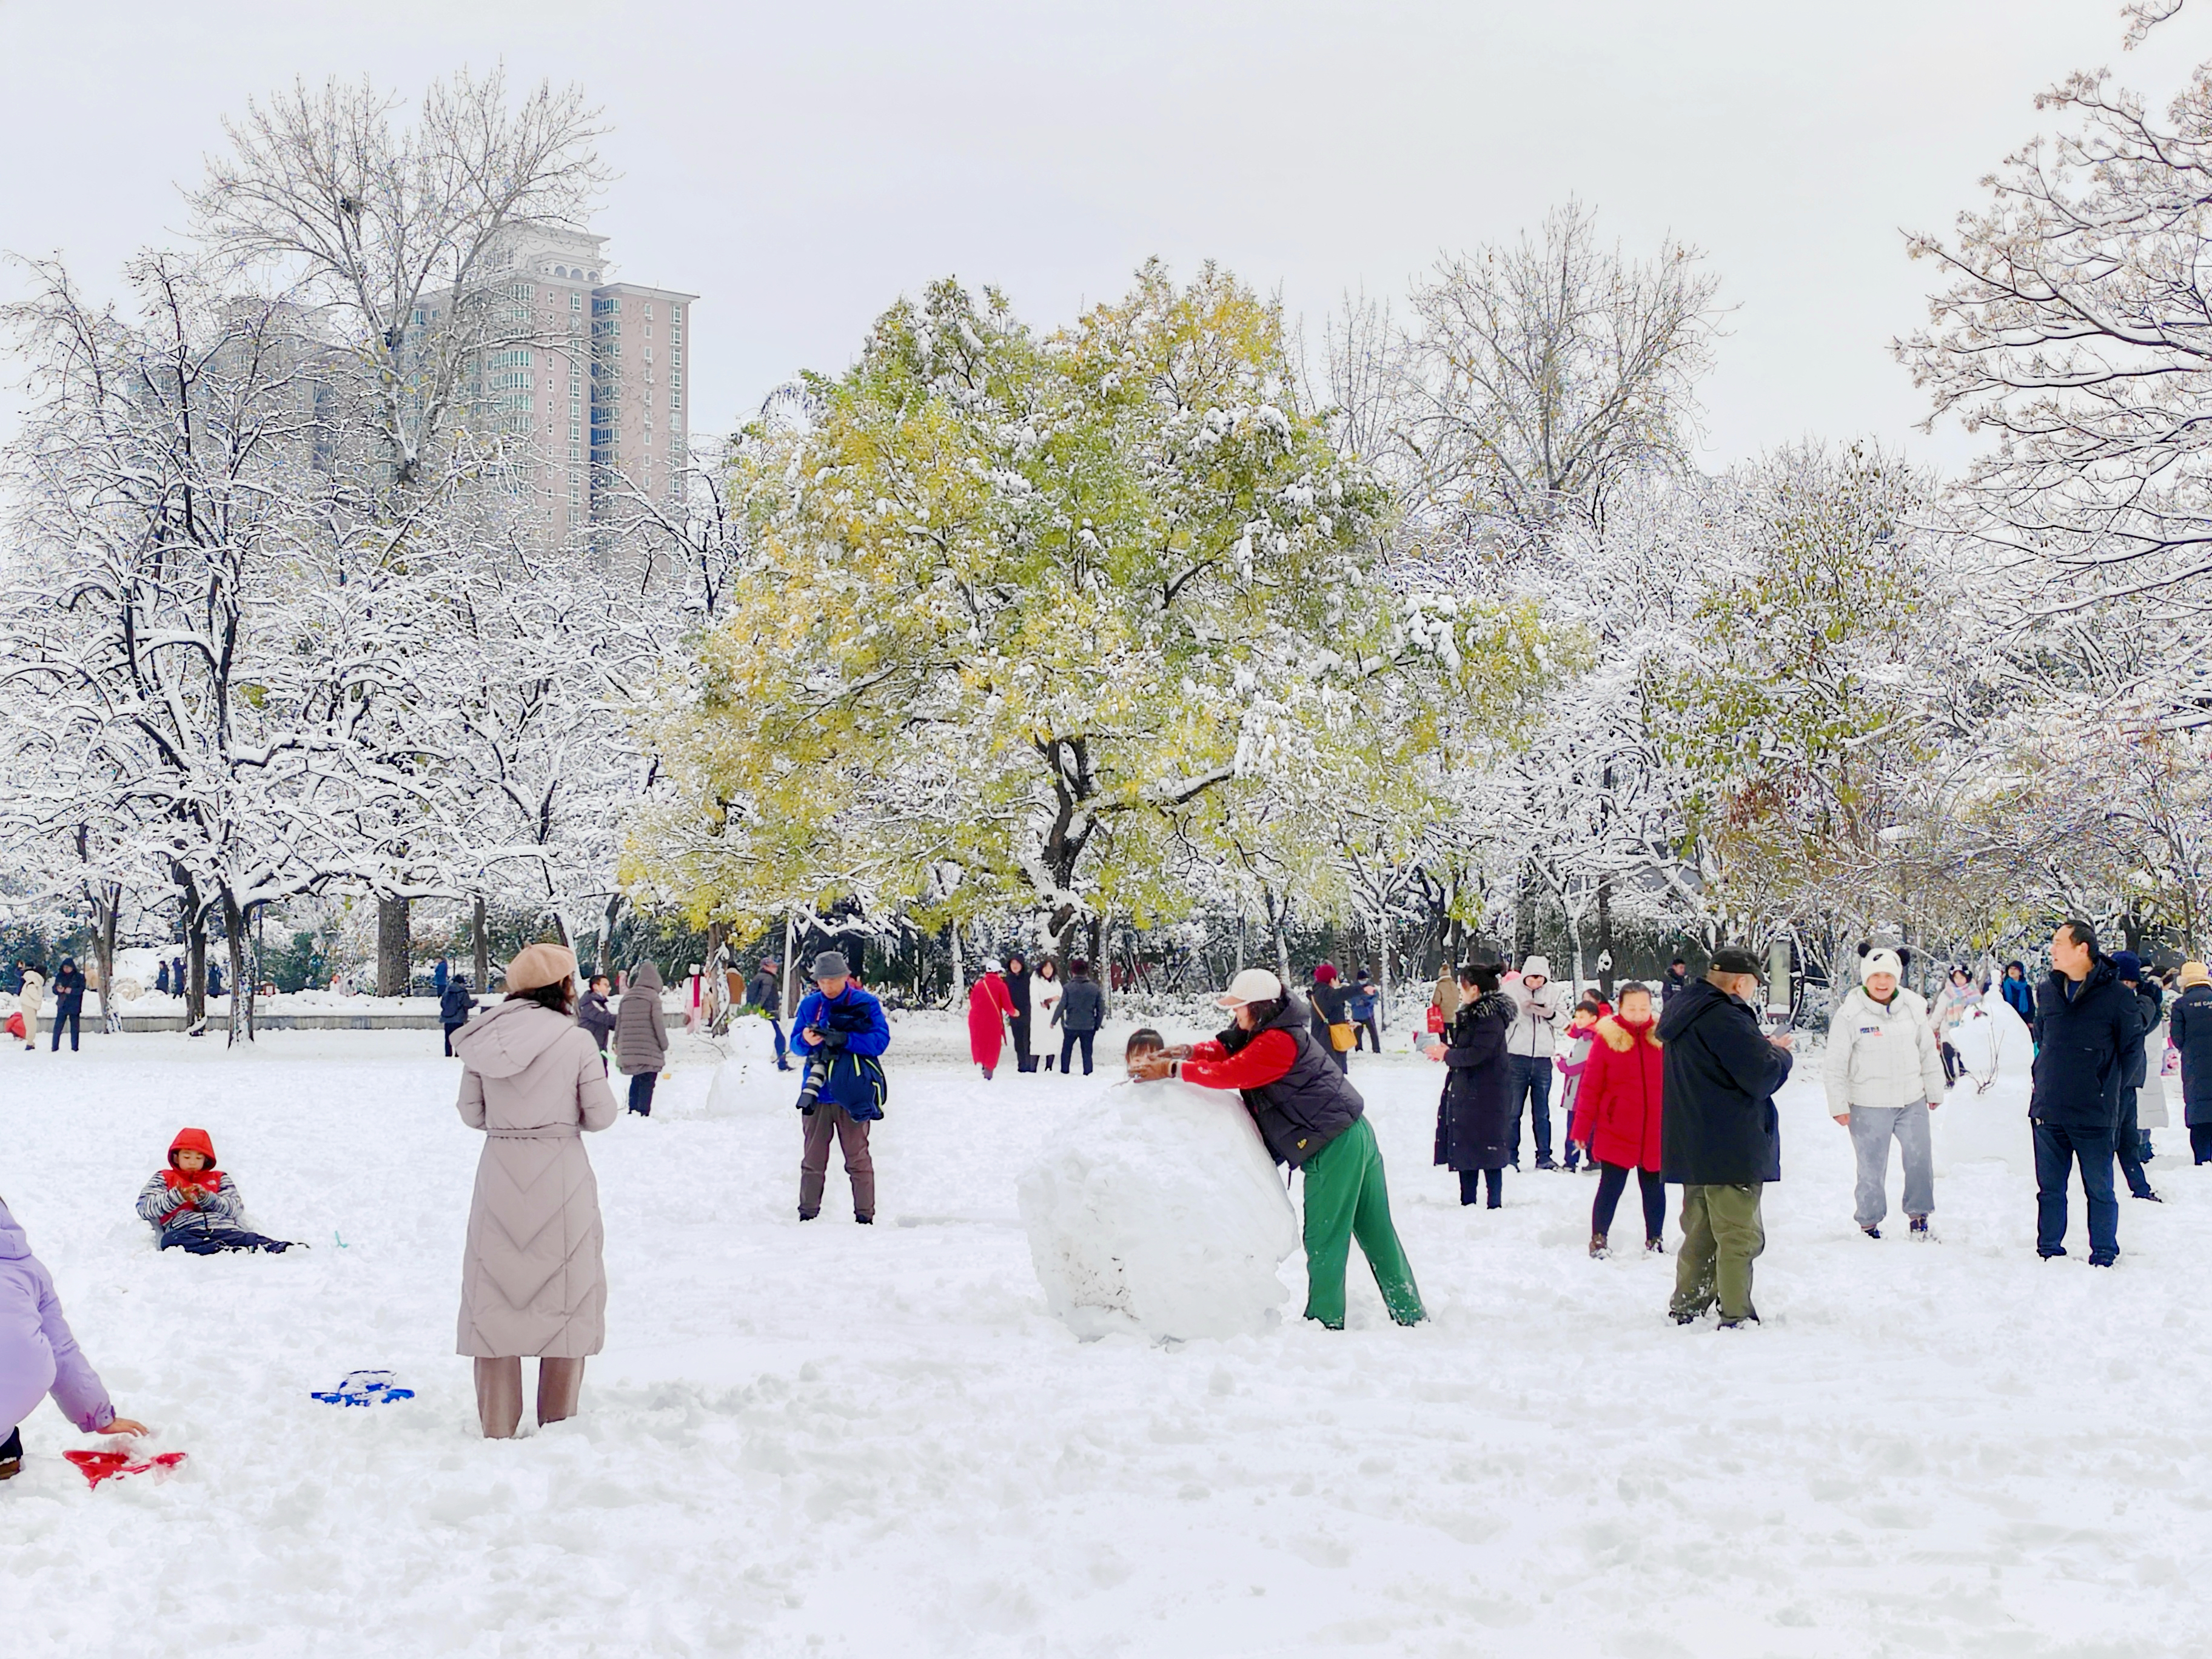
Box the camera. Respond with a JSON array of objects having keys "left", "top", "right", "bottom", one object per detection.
[{"left": 794, "top": 1053, "right": 830, "bottom": 1114}]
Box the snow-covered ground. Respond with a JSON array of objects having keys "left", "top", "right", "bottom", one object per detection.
[{"left": 7, "top": 1014, "right": 2211, "bottom": 1657}]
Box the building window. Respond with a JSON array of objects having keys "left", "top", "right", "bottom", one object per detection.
[{"left": 570, "top": 292, "right": 582, "bottom": 312}]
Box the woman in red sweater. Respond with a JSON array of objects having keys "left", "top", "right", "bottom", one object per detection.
[
  {"left": 1134, "top": 969, "right": 1423, "bottom": 1330},
  {"left": 1567, "top": 982, "right": 1666, "bottom": 1258}
]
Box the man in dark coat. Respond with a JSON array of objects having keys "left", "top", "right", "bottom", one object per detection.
[
  {"left": 2028, "top": 920, "right": 2139, "bottom": 1264},
  {"left": 2170, "top": 961, "right": 2212, "bottom": 1164},
  {"left": 2110, "top": 951, "right": 2162, "bottom": 1203},
  {"left": 1004, "top": 952, "right": 1036, "bottom": 1073},
  {"left": 1661, "top": 959, "right": 1691, "bottom": 1007},
  {"left": 49, "top": 957, "right": 87, "bottom": 1053},
  {"left": 1657, "top": 945, "right": 1794, "bottom": 1326},
  {"left": 438, "top": 976, "right": 477, "bottom": 1057},
  {"left": 745, "top": 959, "right": 791, "bottom": 1071}
]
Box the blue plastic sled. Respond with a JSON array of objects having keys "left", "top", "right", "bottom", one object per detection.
[{"left": 312, "top": 1370, "right": 416, "bottom": 1407}]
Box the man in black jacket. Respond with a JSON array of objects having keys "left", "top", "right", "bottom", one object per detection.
[
  {"left": 2029, "top": 921, "right": 2137, "bottom": 1264},
  {"left": 2110, "top": 951, "right": 2162, "bottom": 1204},
  {"left": 1004, "top": 952, "right": 1036, "bottom": 1073},
  {"left": 1658, "top": 945, "right": 1794, "bottom": 1326},
  {"left": 746, "top": 959, "right": 792, "bottom": 1071},
  {"left": 49, "top": 957, "right": 87, "bottom": 1053}
]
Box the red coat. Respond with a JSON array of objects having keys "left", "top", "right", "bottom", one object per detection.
[
  {"left": 1569, "top": 1011, "right": 1664, "bottom": 1171},
  {"left": 968, "top": 973, "right": 1016, "bottom": 1067}
]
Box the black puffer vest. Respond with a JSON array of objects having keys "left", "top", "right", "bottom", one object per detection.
[{"left": 1221, "top": 994, "right": 1366, "bottom": 1167}]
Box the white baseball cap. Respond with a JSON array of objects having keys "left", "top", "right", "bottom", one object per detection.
[{"left": 1215, "top": 968, "right": 1284, "bottom": 1007}]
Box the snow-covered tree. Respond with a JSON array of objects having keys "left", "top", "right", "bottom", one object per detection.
[
  {"left": 188, "top": 67, "right": 608, "bottom": 990},
  {"left": 637, "top": 264, "right": 1544, "bottom": 955},
  {"left": 0, "top": 258, "right": 454, "bottom": 1039}
]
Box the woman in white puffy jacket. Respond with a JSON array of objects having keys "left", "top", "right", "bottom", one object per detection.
[{"left": 1823, "top": 948, "right": 1948, "bottom": 1239}]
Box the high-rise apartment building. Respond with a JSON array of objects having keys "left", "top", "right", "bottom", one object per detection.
[
  {"left": 591, "top": 281, "right": 696, "bottom": 518},
  {"left": 480, "top": 226, "right": 695, "bottom": 548}
]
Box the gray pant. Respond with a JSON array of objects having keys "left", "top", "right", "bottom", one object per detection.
[{"left": 1849, "top": 1105, "right": 1933, "bottom": 1227}]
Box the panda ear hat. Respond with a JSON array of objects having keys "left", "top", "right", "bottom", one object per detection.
[{"left": 1857, "top": 937, "right": 1913, "bottom": 973}]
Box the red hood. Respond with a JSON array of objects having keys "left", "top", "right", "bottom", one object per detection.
[{"left": 163, "top": 1127, "right": 223, "bottom": 1193}]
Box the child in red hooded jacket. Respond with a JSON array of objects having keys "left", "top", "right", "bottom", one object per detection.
[{"left": 136, "top": 1129, "right": 298, "bottom": 1254}]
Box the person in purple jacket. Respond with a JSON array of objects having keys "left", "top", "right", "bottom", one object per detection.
[{"left": 1, "top": 1195, "right": 147, "bottom": 1478}]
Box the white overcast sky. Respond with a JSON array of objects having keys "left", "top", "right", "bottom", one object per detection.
[{"left": 7, "top": 0, "right": 2212, "bottom": 471}]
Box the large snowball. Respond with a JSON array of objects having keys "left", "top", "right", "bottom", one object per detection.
[
  {"left": 1018, "top": 1078, "right": 1299, "bottom": 1342},
  {"left": 1934, "top": 996, "right": 2034, "bottom": 1173}
]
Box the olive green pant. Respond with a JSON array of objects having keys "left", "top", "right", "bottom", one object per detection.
[
  {"left": 1299, "top": 1117, "right": 1426, "bottom": 1329},
  {"left": 1671, "top": 1183, "right": 1765, "bottom": 1322}
]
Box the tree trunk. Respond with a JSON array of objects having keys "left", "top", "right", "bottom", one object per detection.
[
  {"left": 223, "top": 891, "right": 254, "bottom": 1046},
  {"left": 173, "top": 865, "right": 207, "bottom": 1029},
  {"left": 377, "top": 896, "right": 411, "bottom": 996},
  {"left": 1594, "top": 876, "right": 1615, "bottom": 999},
  {"left": 1513, "top": 860, "right": 1537, "bottom": 964},
  {"left": 186, "top": 911, "right": 208, "bottom": 1031},
  {"left": 472, "top": 895, "right": 491, "bottom": 990},
  {"left": 89, "top": 882, "right": 122, "bottom": 1030},
  {"left": 782, "top": 913, "right": 797, "bottom": 1016},
  {"left": 948, "top": 918, "right": 965, "bottom": 1010},
  {"left": 598, "top": 893, "right": 622, "bottom": 979}
]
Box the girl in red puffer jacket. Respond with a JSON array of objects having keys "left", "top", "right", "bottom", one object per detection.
[{"left": 1568, "top": 984, "right": 1666, "bottom": 1258}]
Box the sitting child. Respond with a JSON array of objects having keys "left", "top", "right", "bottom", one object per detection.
[
  {"left": 1125, "top": 1028, "right": 1167, "bottom": 1078},
  {"left": 136, "top": 1129, "right": 298, "bottom": 1255},
  {"left": 3, "top": 1193, "right": 149, "bottom": 1478}
]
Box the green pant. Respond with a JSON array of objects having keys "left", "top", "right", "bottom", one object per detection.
[
  {"left": 1299, "top": 1117, "right": 1425, "bottom": 1329},
  {"left": 1671, "top": 1183, "right": 1765, "bottom": 1322}
]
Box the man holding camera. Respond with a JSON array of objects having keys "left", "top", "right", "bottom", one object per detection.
[{"left": 789, "top": 951, "right": 891, "bottom": 1223}]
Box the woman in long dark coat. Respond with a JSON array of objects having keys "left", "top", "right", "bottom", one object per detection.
[
  {"left": 2170, "top": 961, "right": 2212, "bottom": 1164},
  {"left": 1430, "top": 962, "right": 1515, "bottom": 1208}
]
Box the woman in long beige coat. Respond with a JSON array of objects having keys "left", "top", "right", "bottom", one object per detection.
[{"left": 450, "top": 943, "right": 617, "bottom": 1438}]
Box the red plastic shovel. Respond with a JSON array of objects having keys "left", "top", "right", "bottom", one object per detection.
[{"left": 62, "top": 1450, "right": 187, "bottom": 1489}]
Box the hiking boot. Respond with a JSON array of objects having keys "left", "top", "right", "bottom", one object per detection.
[
  {"left": 1909, "top": 1216, "right": 1932, "bottom": 1239},
  {"left": 1587, "top": 1233, "right": 1610, "bottom": 1259},
  {"left": 1535, "top": 1156, "right": 1560, "bottom": 1171},
  {"left": 1861, "top": 1224, "right": 1881, "bottom": 1241},
  {"left": 2039, "top": 1246, "right": 2068, "bottom": 1260},
  {"left": 0, "top": 1426, "right": 19, "bottom": 1480},
  {"left": 1644, "top": 1237, "right": 1665, "bottom": 1254},
  {"left": 855, "top": 1215, "right": 873, "bottom": 1225},
  {"left": 797, "top": 1208, "right": 819, "bottom": 1222},
  {"left": 1671, "top": 1309, "right": 1703, "bottom": 1326},
  {"left": 2133, "top": 1188, "right": 2163, "bottom": 1202},
  {"left": 2090, "top": 1250, "right": 2119, "bottom": 1267}
]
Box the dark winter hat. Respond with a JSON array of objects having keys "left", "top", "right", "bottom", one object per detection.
[
  {"left": 2112, "top": 950, "right": 2143, "bottom": 982},
  {"left": 811, "top": 951, "right": 851, "bottom": 980},
  {"left": 1709, "top": 945, "right": 1764, "bottom": 977}
]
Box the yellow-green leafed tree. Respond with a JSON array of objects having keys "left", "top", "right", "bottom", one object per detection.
[{"left": 635, "top": 262, "right": 1538, "bottom": 950}]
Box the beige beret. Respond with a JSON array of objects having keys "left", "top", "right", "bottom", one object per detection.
[{"left": 505, "top": 942, "right": 578, "bottom": 993}]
